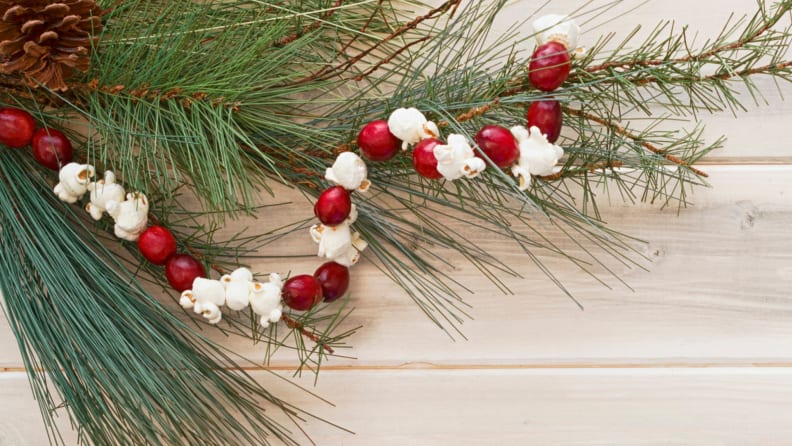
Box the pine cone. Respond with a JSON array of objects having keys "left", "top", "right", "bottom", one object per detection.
[{"left": 0, "top": 0, "right": 103, "bottom": 91}]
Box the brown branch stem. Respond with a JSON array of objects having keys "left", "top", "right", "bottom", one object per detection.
[
  {"left": 438, "top": 98, "right": 502, "bottom": 127},
  {"left": 294, "top": 0, "right": 462, "bottom": 84},
  {"left": 281, "top": 313, "right": 335, "bottom": 355},
  {"left": 635, "top": 60, "right": 792, "bottom": 86},
  {"left": 537, "top": 160, "right": 624, "bottom": 181},
  {"left": 563, "top": 106, "right": 708, "bottom": 177},
  {"left": 353, "top": 35, "right": 431, "bottom": 81},
  {"left": 582, "top": 4, "right": 788, "bottom": 75},
  {"left": 273, "top": 0, "right": 344, "bottom": 47}
]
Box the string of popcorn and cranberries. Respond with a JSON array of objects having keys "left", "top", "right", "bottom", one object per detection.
[{"left": 0, "top": 14, "right": 579, "bottom": 331}]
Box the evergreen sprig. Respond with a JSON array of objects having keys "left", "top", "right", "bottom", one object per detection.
[
  {"left": 244, "top": 0, "right": 792, "bottom": 333},
  {"left": 0, "top": 150, "right": 325, "bottom": 446}
]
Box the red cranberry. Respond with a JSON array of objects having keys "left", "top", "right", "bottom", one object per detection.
[
  {"left": 357, "top": 120, "right": 401, "bottom": 162},
  {"left": 165, "top": 254, "right": 206, "bottom": 292},
  {"left": 282, "top": 275, "right": 324, "bottom": 311},
  {"left": 474, "top": 125, "right": 520, "bottom": 168},
  {"left": 314, "top": 261, "right": 350, "bottom": 302},
  {"left": 32, "top": 128, "right": 73, "bottom": 170},
  {"left": 0, "top": 107, "right": 35, "bottom": 148},
  {"left": 528, "top": 41, "right": 571, "bottom": 92},
  {"left": 412, "top": 138, "right": 443, "bottom": 179},
  {"left": 527, "top": 100, "right": 563, "bottom": 143},
  {"left": 138, "top": 226, "right": 178, "bottom": 265},
  {"left": 314, "top": 186, "right": 352, "bottom": 225}
]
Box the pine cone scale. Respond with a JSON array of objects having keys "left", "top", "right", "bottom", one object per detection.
[
  {"left": 39, "top": 30, "right": 57, "bottom": 42},
  {"left": 2, "top": 6, "right": 28, "bottom": 21},
  {"left": 0, "top": 0, "right": 103, "bottom": 91},
  {"left": 43, "top": 3, "right": 69, "bottom": 15},
  {"left": 20, "top": 19, "right": 44, "bottom": 34}
]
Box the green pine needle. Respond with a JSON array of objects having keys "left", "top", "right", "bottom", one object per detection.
[{"left": 0, "top": 150, "right": 311, "bottom": 445}]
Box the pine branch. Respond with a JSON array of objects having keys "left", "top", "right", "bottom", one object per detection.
[
  {"left": 0, "top": 150, "right": 313, "bottom": 446},
  {"left": 561, "top": 106, "right": 709, "bottom": 177}
]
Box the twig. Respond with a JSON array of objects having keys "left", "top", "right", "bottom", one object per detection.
[
  {"left": 438, "top": 98, "right": 501, "bottom": 127},
  {"left": 295, "top": 0, "right": 462, "bottom": 84},
  {"left": 0, "top": 77, "right": 64, "bottom": 108},
  {"left": 281, "top": 313, "right": 335, "bottom": 355},
  {"left": 353, "top": 35, "right": 431, "bottom": 81},
  {"left": 635, "top": 60, "right": 792, "bottom": 86},
  {"left": 563, "top": 106, "right": 708, "bottom": 177},
  {"left": 583, "top": 4, "right": 788, "bottom": 75},
  {"left": 273, "top": 0, "right": 344, "bottom": 47},
  {"left": 71, "top": 80, "right": 242, "bottom": 111},
  {"left": 537, "top": 160, "right": 624, "bottom": 181}
]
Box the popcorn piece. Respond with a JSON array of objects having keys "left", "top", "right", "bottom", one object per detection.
[
  {"left": 325, "top": 152, "right": 371, "bottom": 192},
  {"left": 249, "top": 273, "right": 284, "bottom": 328},
  {"left": 180, "top": 277, "right": 226, "bottom": 324},
  {"left": 309, "top": 205, "right": 367, "bottom": 267},
  {"left": 387, "top": 107, "right": 440, "bottom": 150},
  {"left": 106, "top": 192, "right": 149, "bottom": 241},
  {"left": 85, "top": 171, "right": 126, "bottom": 220},
  {"left": 532, "top": 14, "right": 580, "bottom": 51},
  {"left": 221, "top": 267, "right": 254, "bottom": 311},
  {"left": 433, "top": 134, "right": 486, "bottom": 181},
  {"left": 510, "top": 125, "right": 565, "bottom": 190},
  {"left": 53, "top": 162, "right": 95, "bottom": 203}
]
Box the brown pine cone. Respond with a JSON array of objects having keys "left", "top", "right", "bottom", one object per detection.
[{"left": 0, "top": 0, "right": 103, "bottom": 91}]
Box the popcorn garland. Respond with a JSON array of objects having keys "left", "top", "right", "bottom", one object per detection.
[
  {"left": 363, "top": 107, "right": 564, "bottom": 191},
  {"left": 0, "top": 13, "right": 577, "bottom": 332},
  {"left": 0, "top": 109, "right": 369, "bottom": 329},
  {"left": 359, "top": 15, "right": 577, "bottom": 191}
]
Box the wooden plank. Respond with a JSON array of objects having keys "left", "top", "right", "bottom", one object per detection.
[
  {"left": 188, "top": 165, "right": 792, "bottom": 367},
  {"left": 1, "top": 166, "right": 791, "bottom": 369},
  {"left": 3, "top": 368, "right": 792, "bottom": 445}
]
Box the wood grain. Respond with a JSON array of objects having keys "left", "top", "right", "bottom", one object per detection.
[{"left": 3, "top": 369, "right": 792, "bottom": 445}]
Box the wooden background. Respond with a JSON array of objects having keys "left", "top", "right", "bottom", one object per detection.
[{"left": 2, "top": 1, "right": 792, "bottom": 444}]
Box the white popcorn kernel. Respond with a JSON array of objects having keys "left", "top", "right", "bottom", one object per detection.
[
  {"left": 532, "top": 14, "right": 580, "bottom": 50},
  {"left": 387, "top": 107, "right": 440, "bottom": 150},
  {"left": 432, "top": 134, "right": 486, "bottom": 181},
  {"left": 510, "top": 125, "right": 565, "bottom": 190},
  {"left": 250, "top": 273, "right": 284, "bottom": 328},
  {"left": 105, "top": 192, "right": 149, "bottom": 241},
  {"left": 182, "top": 277, "right": 226, "bottom": 324},
  {"left": 221, "top": 267, "right": 254, "bottom": 311},
  {"left": 325, "top": 151, "right": 370, "bottom": 192},
  {"left": 54, "top": 162, "right": 94, "bottom": 203},
  {"left": 85, "top": 170, "right": 126, "bottom": 220},
  {"left": 179, "top": 290, "right": 196, "bottom": 310},
  {"left": 310, "top": 217, "right": 366, "bottom": 267}
]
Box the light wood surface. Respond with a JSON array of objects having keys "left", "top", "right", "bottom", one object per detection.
[{"left": 2, "top": 1, "right": 792, "bottom": 444}]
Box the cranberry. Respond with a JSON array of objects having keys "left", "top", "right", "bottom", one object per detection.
[
  {"left": 357, "top": 120, "right": 401, "bottom": 162},
  {"left": 314, "top": 262, "right": 350, "bottom": 302},
  {"left": 165, "top": 254, "right": 206, "bottom": 292},
  {"left": 32, "top": 128, "right": 73, "bottom": 170},
  {"left": 0, "top": 107, "right": 35, "bottom": 148},
  {"left": 528, "top": 41, "right": 571, "bottom": 92},
  {"left": 282, "top": 275, "right": 323, "bottom": 311},
  {"left": 527, "top": 100, "right": 563, "bottom": 143},
  {"left": 412, "top": 138, "right": 443, "bottom": 179},
  {"left": 138, "top": 226, "right": 178, "bottom": 265},
  {"left": 474, "top": 125, "right": 520, "bottom": 168},
  {"left": 314, "top": 186, "right": 352, "bottom": 225}
]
